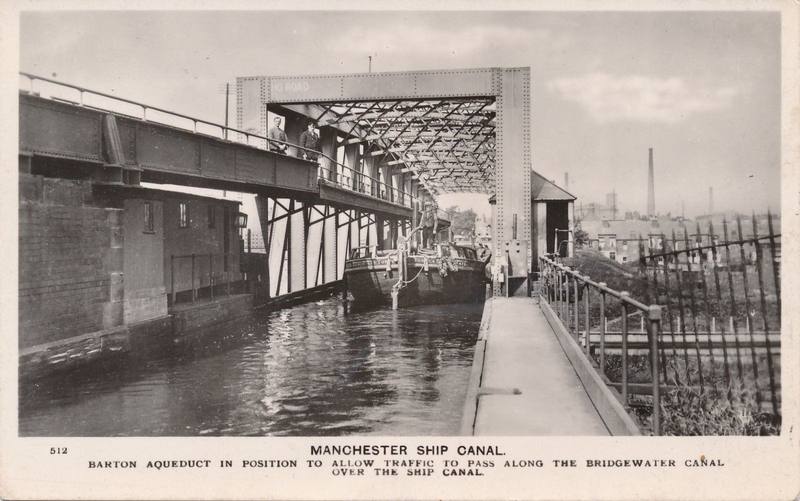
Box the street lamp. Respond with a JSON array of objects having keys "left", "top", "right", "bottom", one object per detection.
[{"left": 234, "top": 212, "right": 248, "bottom": 229}]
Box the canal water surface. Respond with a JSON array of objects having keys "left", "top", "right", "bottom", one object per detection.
[{"left": 19, "top": 298, "right": 483, "bottom": 436}]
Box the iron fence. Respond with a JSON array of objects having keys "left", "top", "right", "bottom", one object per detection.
[
  {"left": 169, "top": 252, "right": 237, "bottom": 306},
  {"left": 540, "top": 212, "right": 781, "bottom": 436},
  {"left": 639, "top": 213, "right": 781, "bottom": 426}
]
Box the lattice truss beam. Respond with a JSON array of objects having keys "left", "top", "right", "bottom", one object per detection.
[{"left": 317, "top": 98, "right": 496, "bottom": 195}]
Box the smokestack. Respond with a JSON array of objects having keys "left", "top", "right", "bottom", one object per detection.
[
  {"left": 606, "top": 191, "right": 618, "bottom": 220},
  {"left": 708, "top": 187, "right": 714, "bottom": 215},
  {"left": 682, "top": 200, "right": 685, "bottom": 219},
  {"left": 564, "top": 172, "right": 569, "bottom": 191},
  {"left": 647, "top": 148, "right": 655, "bottom": 217}
]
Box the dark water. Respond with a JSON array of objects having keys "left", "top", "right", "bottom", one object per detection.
[{"left": 19, "top": 298, "right": 483, "bottom": 436}]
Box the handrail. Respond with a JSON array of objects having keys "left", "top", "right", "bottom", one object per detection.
[
  {"left": 543, "top": 254, "right": 650, "bottom": 310},
  {"left": 19, "top": 72, "right": 447, "bottom": 215},
  {"left": 539, "top": 254, "right": 662, "bottom": 435},
  {"left": 170, "top": 252, "right": 238, "bottom": 305}
]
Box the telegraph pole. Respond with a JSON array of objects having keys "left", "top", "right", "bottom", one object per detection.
[
  {"left": 218, "top": 84, "right": 236, "bottom": 140},
  {"left": 225, "top": 84, "right": 229, "bottom": 128}
]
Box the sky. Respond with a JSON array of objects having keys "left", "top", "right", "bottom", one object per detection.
[{"left": 19, "top": 10, "right": 782, "bottom": 219}]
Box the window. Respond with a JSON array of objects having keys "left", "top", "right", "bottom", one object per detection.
[
  {"left": 179, "top": 202, "right": 189, "bottom": 228},
  {"left": 622, "top": 256, "right": 628, "bottom": 262},
  {"left": 610, "top": 237, "right": 617, "bottom": 248},
  {"left": 599, "top": 239, "right": 605, "bottom": 250},
  {"left": 609, "top": 252, "right": 616, "bottom": 261},
  {"left": 623, "top": 241, "right": 628, "bottom": 251},
  {"left": 143, "top": 202, "right": 154, "bottom": 233},
  {"left": 208, "top": 205, "right": 216, "bottom": 229}
]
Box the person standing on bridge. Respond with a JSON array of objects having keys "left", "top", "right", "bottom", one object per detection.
[
  {"left": 268, "top": 117, "right": 288, "bottom": 154},
  {"left": 298, "top": 121, "right": 322, "bottom": 162}
]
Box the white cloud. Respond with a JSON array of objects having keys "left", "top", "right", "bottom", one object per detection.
[{"left": 547, "top": 73, "right": 739, "bottom": 124}]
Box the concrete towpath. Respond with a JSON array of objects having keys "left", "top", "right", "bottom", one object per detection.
[{"left": 464, "top": 296, "right": 611, "bottom": 436}]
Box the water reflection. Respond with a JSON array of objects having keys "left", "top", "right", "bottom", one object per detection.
[{"left": 19, "top": 298, "right": 482, "bottom": 436}]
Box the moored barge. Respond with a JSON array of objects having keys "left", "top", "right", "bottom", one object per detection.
[{"left": 344, "top": 243, "right": 489, "bottom": 308}]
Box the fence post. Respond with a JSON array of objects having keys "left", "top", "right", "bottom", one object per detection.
[
  {"left": 248, "top": 229, "right": 252, "bottom": 253},
  {"left": 209, "top": 253, "right": 214, "bottom": 300},
  {"left": 584, "top": 276, "right": 591, "bottom": 357},
  {"left": 599, "top": 283, "right": 607, "bottom": 375},
  {"left": 648, "top": 305, "right": 663, "bottom": 436},
  {"left": 620, "top": 292, "right": 630, "bottom": 406},
  {"left": 564, "top": 268, "right": 571, "bottom": 333},
  {"left": 573, "top": 274, "right": 580, "bottom": 340},
  {"left": 555, "top": 269, "right": 561, "bottom": 318},
  {"left": 191, "top": 253, "right": 196, "bottom": 304},
  {"left": 170, "top": 255, "right": 176, "bottom": 307}
]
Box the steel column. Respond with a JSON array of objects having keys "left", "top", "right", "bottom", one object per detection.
[{"left": 493, "top": 68, "right": 531, "bottom": 297}]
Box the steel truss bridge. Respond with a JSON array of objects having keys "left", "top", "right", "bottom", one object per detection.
[{"left": 19, "top": 67, "right": 531, "bottom": 300}]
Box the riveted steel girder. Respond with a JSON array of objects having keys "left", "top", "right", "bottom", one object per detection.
[{"left": 245, "top": 67, "right": 531, "bottom": 294}]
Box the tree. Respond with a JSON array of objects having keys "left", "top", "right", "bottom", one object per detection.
[
  {"left": 574, "top": 229, "right": 589, "bottom": 248},
  {"left": 444, "top": 206, "right": 477, "bottom": 238}
]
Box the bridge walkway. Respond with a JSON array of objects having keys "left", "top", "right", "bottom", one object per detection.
[
  {"left": 462, "top": 297, "right": 640, "bottom": 436},
  {"left": 18, "top": 89, "right": 450, "bottom": 225}
]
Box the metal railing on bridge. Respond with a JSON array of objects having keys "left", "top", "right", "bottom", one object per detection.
[
  {"left": 539, "top": 212, "right": 781, "bottom": 436},
  {"left": 19, "top": 72, "right": 450, "bottom": 222},
  {"left": 539, "top": 256, "right": 663, "bottom": 434}
]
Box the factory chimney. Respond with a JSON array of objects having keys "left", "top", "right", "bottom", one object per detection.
[
  {"left": 708, "top": 187, "right": 714, "bottom": 215},
  {"left": 564, "top": 172, "right": 569, "bottom": 192},
  {"left": 606, "top": 190, "right": 618, "bottom": 220},
  {"left": 647, "top": 148, "right": 656, "bottom": 217}
]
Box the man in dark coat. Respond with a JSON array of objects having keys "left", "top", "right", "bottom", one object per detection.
[
  {"left": 268, "top": 117, "right": 288, "bottom": 154},
  {"left": 298, "top": 121, "right": 322, "bottom": 162}
]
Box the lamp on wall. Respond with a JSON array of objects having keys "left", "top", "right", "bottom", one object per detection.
[{"left": 234, "top": 212, "right": 248, "bottom": 228}]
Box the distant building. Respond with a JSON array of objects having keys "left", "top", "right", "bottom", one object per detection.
[
  {"left": 579, "top": 213, "right": 781, "bottom": 267},
  {"left": 578, "top": 203, "right": 617, "bottom": 221},
  {"left": 474, "top": 214, "right": 492, "bottom": 246}
]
